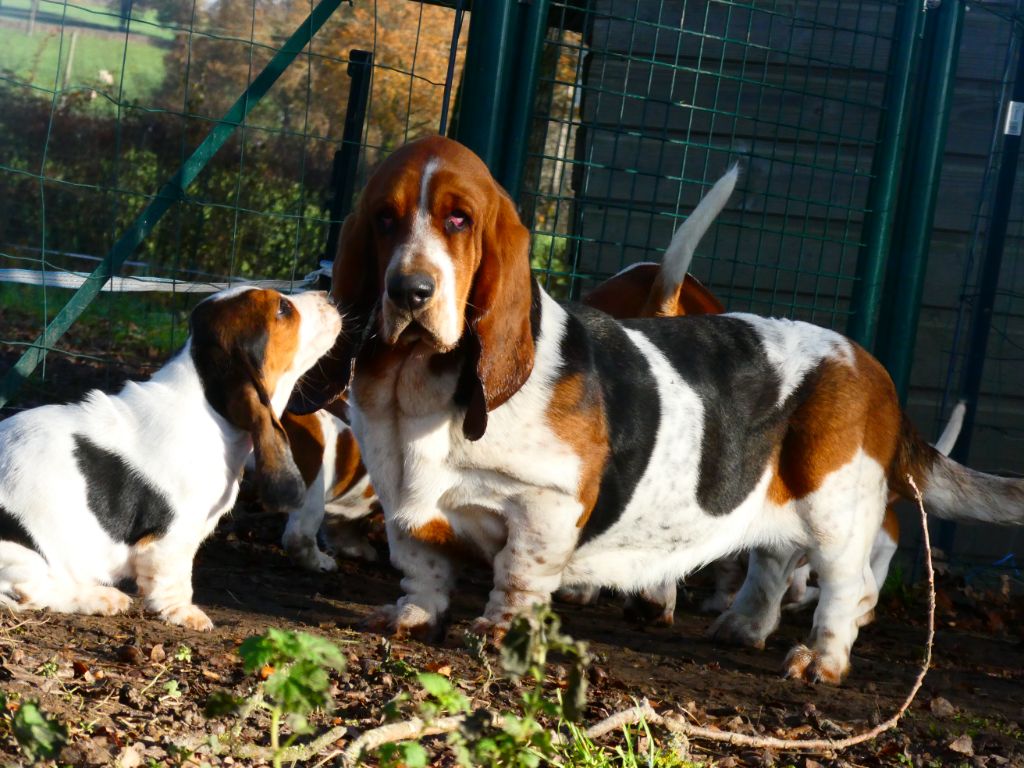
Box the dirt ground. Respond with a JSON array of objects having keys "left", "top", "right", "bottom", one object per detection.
[
  {"left": 2, "top": 320, "right": 1024, "bottom": 767},
  {"left": 0, "top": 505, "right": 1022, "bottom": 767}
]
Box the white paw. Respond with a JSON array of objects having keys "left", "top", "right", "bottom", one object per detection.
[
  {"left": 782, "top": 585, "right": 819, "bottom": 613},
  {"left": 308, "top": 548, "right": 339, "bottom": 572},
  {"left": 555, "top": 584, "right": 600, "bottom": 605},
  {"left": 86, "top": 586, "right": 133, "bottom": 616},
  {"left": 284, "top": 536, "right": 338, "bottom": 572},
  {"left": 332, "top": 538, "right": 378, "bottom": 563},
  {"left": 364, "top": 603, "right": 441, "bottom": 641},
  {"left": 783, "top": 643, "right": 849, "bottom": 684},
  {"left": 706, "top": 607, "right": 777, "bottom": 649},
  {"left": 162, "top": 604, "right": 214, "bottom": 631}
]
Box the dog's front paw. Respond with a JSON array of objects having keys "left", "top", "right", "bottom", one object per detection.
[
  {"left": 783, "top": 643, "right": 849, "bottom": 684},
  {"left": 706, "top": 608, "right": 776, "bottom": 649},
  {"left": 84, "top": 586, "right": 133, "bottom": 616},
  {"left": 364, "top": 603, "right": 444, "bottom": 642},
  {"left": 330, "top": 535, "right": 378, "bottom": 563},
  {"left": 623, "top": 594, "right": 674, "bottom": 628},
  {"left": 468, "top": 615, "right": 512, "bottom": 645},
  {"left": 162, "top": 604, "right": 214, "bottom": 631}
]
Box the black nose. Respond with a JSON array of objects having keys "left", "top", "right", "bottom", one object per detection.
[{"left": 386, "top": 272, "right": 435, "bottom": 310}]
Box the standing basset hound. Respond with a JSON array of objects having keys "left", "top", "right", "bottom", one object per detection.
[
  {"left": 276, "top": 166, "right": 737, "bottom": 576},
  {"left": 0, "top": 287, "right": 341, "bottom": 628},
  {"left": 305, "top": 135, "right": 1024, "bottom": 683}
]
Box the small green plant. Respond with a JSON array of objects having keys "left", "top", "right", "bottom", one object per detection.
[
  {"left": 175, "top": 644, "right": 193, "bottom": 663},
  {"left": 0, "top": 691, "right": 67, "bottom": 763},
  {"left": 370, "top": 606, "right": 591, "bottom": 768},
  {"left": 35, "top": 659, "right": 60, "bottom": 679},
  {"left": 208, "top": 629, "right": 346, "bottom": 768}
]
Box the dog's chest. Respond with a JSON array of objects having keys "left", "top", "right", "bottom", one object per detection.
[{"left": 351, "top": 351, "right": 580, "bottom": 526}]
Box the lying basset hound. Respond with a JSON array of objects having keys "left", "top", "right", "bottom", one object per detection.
[
  {"left": 306, "top": 135, "right": 1024, "bottom": 683},
  {"left": 0, "top": 287, "right": 340, "bottom": 628},
  {"left": 276, "top": 166, "right": 737, "bottom": 575}
]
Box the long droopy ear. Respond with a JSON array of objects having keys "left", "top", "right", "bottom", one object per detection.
[
  {"left": 462, "top": 192, "right": 536, "bottom": 440},
  {"left": 333, "top": 207, "right": 380, "bottom": 332},
  {"left": 288, "top": 209, "right": 378, "bottom": 415},
  {"left": 189, "top": 311, "right": 306, "bottom": 511},
  {"left": 229, "top": 358, "right": 307, "bottom": 511}
]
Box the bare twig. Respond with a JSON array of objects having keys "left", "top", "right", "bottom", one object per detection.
[
  {"left": 337, "top": 711, "right": 503, "bottom": 767},
  {"left": 230, "top": 722, "right": 348, "bottom": 765}
]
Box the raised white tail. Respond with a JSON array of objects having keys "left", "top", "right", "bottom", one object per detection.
[{"left": 661, "top": 164, "right": 739, "bottom": 289}]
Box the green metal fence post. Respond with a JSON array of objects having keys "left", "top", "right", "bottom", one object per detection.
[
  {"left": 455, "top": 0, "right": 519, "bottom": 173},
  {"left": 500, "top": 0, "right": 551, "bottom": 199},
  {"left": 846, "top": 0, "right": 927, "bottom": 350},
  {"left": 875, "top": 0, "right": 966, "bottom": 402},
  {"left": 0, "top": 0, "right": 344, "bottom": 409}
]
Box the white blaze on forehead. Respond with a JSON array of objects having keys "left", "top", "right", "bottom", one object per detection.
[{"left": 419, "top": 157, "right": 440, "bottom": 212}]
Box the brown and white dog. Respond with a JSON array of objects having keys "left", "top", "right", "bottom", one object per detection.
[
  {"left": 303, "top": 136, "right": 1024, "bottom": 683},
  {"left": 0, "top": 287, "right": 341, "bottom": 628},
  {"left": 276, "top": 167, "right": 737, "bottom": 575}
]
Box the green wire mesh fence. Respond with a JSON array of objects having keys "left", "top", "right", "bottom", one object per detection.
[
  {"left": 1, "top": 0, "right": 1022, "bottom": 570},
  {"left": 0, "top": 0, "right": 467, "bottom": 409},
  {"left": 524, "top": 0, "right": 896, "bottom": 329},
  {"left": 918, "top": 1, "right": 1024, "bottom": 576}
]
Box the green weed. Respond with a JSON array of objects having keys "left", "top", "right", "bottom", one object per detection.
[
  {"left": 207, "top": 628, "right": 346, "bottom": 768},
  {"left": 368, "top": 606, "right": 698, "bottom": 768},
  {"left": 0, "top": 690, "right": 67, "bottom": 763}
]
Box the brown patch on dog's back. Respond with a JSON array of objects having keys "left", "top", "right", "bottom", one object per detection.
[
  {"left": 768, "top": 347, "right": 901, "bottom": 505},
  {"left": 583, "top": 264, "right": 725, "bottom": 319},
  {"left": 281, "top": 412, "right": 326, "bottom": 488},
  {"left": 543, "top": 373, "right": 609, "bottom": 527}
]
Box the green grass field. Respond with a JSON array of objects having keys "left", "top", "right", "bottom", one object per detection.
[{"left": 0, "top": 0, "right": 171, "bottom": 105}]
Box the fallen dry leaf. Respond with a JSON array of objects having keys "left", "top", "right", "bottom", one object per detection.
[{"left": 948, "top": 734, "right": 974, "bottom": 756}]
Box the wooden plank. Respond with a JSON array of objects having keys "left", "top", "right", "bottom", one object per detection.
[
  {"left": 576, "top": 131, "right": 874, "bottom": 217},
  {"left": 587, "top": 0, "right": 1010, "bottom": 82},
  {"left": 578, "top": 65, "right": 999, "bottom": 159},
  {"left": 579, "top": 58, "right": 887, "bottom": 144},
  {"left": 589, "top": 0, "right": 894, "bottom": 72}
]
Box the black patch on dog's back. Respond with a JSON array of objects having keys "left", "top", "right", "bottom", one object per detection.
[
  {"left": 72, "top": 435, "right": 174, "bottom": 544},
  {"left": 564, "top": 305, "right": 661, "bottom": 545},
  {"left": 625, "top": 315, "right": 810, "bottom": 516},
  {"left": 0, "top": 504, "right": 39, "bottom": 554}
]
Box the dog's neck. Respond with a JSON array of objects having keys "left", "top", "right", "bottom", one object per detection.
[{"left": 108, "top": 341, "right": 254, "bottom": 474}]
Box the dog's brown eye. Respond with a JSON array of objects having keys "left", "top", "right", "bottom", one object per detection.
[
  {"left": 277, "top": 297, "right": 293, "bottom": 318},
  {"left": 376, "top": 211, "right": 395, "bottom": 232},
  {"left": 445, "top": 210, "right": 470, "bottom": 233}
]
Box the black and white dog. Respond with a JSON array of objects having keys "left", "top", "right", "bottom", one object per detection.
[{"left": 0, "top": 287, "right": 340, "bottom": 629}]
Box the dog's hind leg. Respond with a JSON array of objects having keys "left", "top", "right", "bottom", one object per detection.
[
  {"left": 0, "top": 542, "right": 131, "bottom": 616},
  {"left": 784, "top": 456, "right": 887, "bottom": 683},
  {"left": 707, "top": 545, "right": 803, "bottom": 648}
]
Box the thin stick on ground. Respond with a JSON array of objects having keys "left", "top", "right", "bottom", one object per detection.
[{"left": 252, "top": 476, "right": 937, "bottom": 766}]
